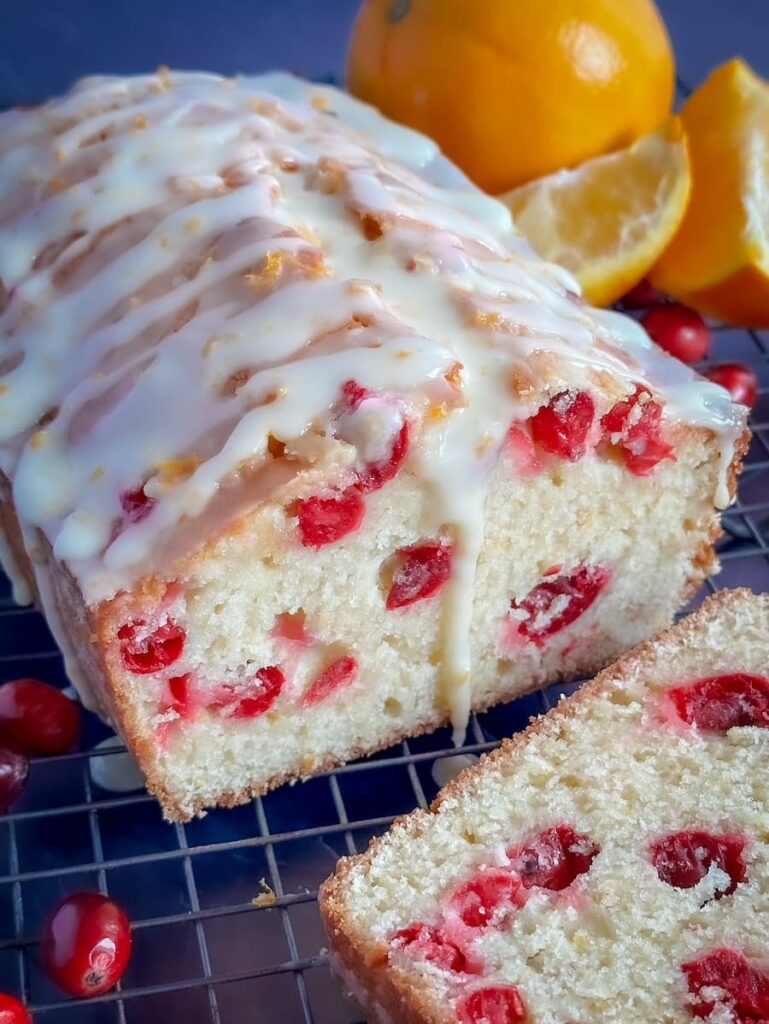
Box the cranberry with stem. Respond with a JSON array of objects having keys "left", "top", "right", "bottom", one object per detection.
[{"left": 42, "top": 892, "right": 132, "bottom": 998}]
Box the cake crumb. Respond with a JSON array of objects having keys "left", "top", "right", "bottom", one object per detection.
[{"left": 252, "top": 879, "right": 277, "bottom": 908}]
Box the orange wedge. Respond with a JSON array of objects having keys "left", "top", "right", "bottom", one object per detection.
[
  {"left": 500, "top": 118, "right": 690, "bottom": 307},
  {"left": 651, "top": 59, "right": 769, "bottom": 327}
]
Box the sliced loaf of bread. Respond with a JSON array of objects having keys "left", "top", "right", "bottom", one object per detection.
[{"left": 321, "top": 589, "right": 769, "bottom": 1024}]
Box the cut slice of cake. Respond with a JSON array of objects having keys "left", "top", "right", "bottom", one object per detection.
[
  {"left": 0, "top": 70, "right": 748, "bottom": 820},
  {"left": 320, "top": 589, "right": 769, "bottom": 1024}
]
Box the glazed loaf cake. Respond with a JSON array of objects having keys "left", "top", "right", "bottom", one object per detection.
[
  {"left": 320, "top": 589, "right": 769, "bottom": 1024},
  {"left": 0, "top": 70, "right": 748, "bottom": 820}
]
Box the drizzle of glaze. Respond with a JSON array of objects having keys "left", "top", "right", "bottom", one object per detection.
[{"left": 0, "top": 71, "right": 746, "bottom": 739}]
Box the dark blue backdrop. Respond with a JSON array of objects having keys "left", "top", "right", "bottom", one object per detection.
[{"left": 1, "top": 0, "right": 768, "bottom": 105}]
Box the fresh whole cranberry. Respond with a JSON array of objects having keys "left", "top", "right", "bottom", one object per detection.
[
  {"left": 0, "top": 993, "right": 30, "bottom": 1024},
  {"left": 509, "top": 824, "right": 599, "bottom": 891},
  {"left": 386, "top": 542, "right": 452, "bottom": 610},
  {"left": 651, "top": 830, "right": 746, "bottom": 897},
  {"left": 0, "top": 749, "right": 28, "bottom": 813},
  {"left": 42, "top": 892, "right": 132, "bottom": 998},
  {"left": 683, "top": 948, "right": 769, "bottom": 1022},
  {"left": 390, "top": 922, "right": 466, "bottom": 973},
  {"left": 706, "top": 363, "right": 759, "bottom": 409},
  {"left": 641, "top": 304, "right": 710, "bottom": 364},
  {"left": 510, "top": 565, "right": 610, "bottom": 646},
  {"left": 118, "top": 619, "right": 185, "bottom": 675},
  {"left": 457, "top": 985, "right": 528, "bottom": 1024},
  {"left": 448, "top": 869, "right": 521, "bottom": 929},
  {"left": 669, "top": 674, "right": 769, "bottom": 732},
  {"left": 295, "top": 488, "right": 366, "bottom": 548},
  {"left": 529, "top": 390, "right": 595, "bottom": 461},
  {"left": 619, "top": 279, "right": 666, "bottom": 309},
  {"left": 0, "top": 678, "right": 80, "bottom": 756}
]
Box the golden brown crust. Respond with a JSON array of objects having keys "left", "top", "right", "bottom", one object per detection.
[
  {"left": 319, "top": 588, "right": 768, "bottom": 1024},
  {"left": 727, "top": 426, "right": 752, "bottom": 505},
  {"left": 679, "top": 424, "right": 750, "bottom": 602}
]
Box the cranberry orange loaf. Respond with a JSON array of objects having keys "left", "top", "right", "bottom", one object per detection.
[
  {"left": 0, "top": 70, "right": 748, "bottom": 819},
  {"left": 320, "top": 589, "right": 769, "bottom": 1024}
]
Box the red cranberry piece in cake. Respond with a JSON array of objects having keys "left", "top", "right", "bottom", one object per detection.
[
  {"left": 706, "top": 363, "right": 759, "bottom": 409},
  {"left": 601, "top": 386, "right": 674, "bottom": 476},
  {"left": 161, "top": 674, "right": 193, "bottom": 717},
  {"left": 341, "top": 379, "right": 369, "bottom": 410},
  {"left": 457, "top": 986, "right": 528, "bottom": 1024},
  {"left": 509, "top": 825, "right": 599, "bottom": 891},
  {"left": 0, "top": 749, "right": 28, "bottom": 813},
  {"left": 669, "top": 674, "right": 769, "bottom": 731},
  {"left": 228, "top": 667, "right": 284, "bottom": 718},
  {"left": 505, "top": 426, "right": 543, "bottom": 477},
  {"left": 301, "top": 655, "right": 358, "bottom": 707},
  {"left": 651, "top": 830, "right": 747, "bottom": 897},
  {"left": 386, "top": 542, "right": 452, "bottom": 610},
  {"left": 448, "top": 869, "right": 522, "bottom": 929},
  {"left": 336, "top": 380, "right": 411, "bottom": 494},
  {"left": 0, "top": 993, "right": 30, "bottom": 1024},
  {"left": 42, "top": 892, "right": 132, "bottom": 998},
  {"left": 641, "top": 303, "right": 710, "bottom": 364},
  {"left": 510, "top": 565, "right": 610, "bottom": 646},
  {"left": 296, "top": 488, "right": 366, "bottom": 548},
  {"left": 211, "top": 667, "right": 285, "bottom": 719},
  {"left": 529, "top": 390, "right": 595, "bottom": 461},
  {"left": 120, "top": 486, "right": 157, "bottom": 524},
  {"left": 391, "top": 923, "right": 467, "bottom": 973},
  {"left": 118, "top": 618, "right": 185, "bottom": 675},
  {"left": 683, "top": 949, "right": 769, "bottom": 1022},
  {"left": 0, "top": 678, "right": 80, "bottom": 755},
  {"left": 356, "top": 420, "right": 410, "bottom": 493}
]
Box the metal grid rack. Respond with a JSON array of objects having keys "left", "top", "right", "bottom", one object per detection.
[{"left": 2, "top": 88, "right": 769, "bottom": 1024}]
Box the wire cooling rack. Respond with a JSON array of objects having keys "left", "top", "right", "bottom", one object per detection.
[{"left": 2, "top": 87, "right": 769, "bottom": 1024}]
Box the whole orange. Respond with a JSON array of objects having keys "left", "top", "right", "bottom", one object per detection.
[{"left": 347, "top": 0, "right": 675, "bottom": 193}]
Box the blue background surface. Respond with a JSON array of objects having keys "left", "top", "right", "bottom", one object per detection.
[{"left": 1, "top": 0, "right": 768, "bottom": 105}]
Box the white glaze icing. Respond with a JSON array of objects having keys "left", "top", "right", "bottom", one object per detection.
[{"left": 0, "top": 71, "right": 745, "bottom": 737}]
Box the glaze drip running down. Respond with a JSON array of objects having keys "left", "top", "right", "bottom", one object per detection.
[{"left": 0, "top": 71, "right": 744, "bottom": 735}]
